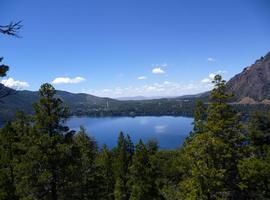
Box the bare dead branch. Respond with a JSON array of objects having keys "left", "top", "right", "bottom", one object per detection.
[{"left": 0, "top": 21, "right": 22, "bottom": 37}]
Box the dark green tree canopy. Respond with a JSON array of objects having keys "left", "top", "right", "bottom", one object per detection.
[{"left": 0, "top": 75, "right": 270, "bottom": 200}]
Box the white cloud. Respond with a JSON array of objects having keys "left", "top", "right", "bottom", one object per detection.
[
  {"left": 207, "top": 57, "right": 216, "bottom": 62},
  {"left": 86, "top": 80, "right": 212, "bottom": 98},
  {"left": 163, "top": 81, "right": 171, "bottom": 85},
  {"left": 52, "top": 76, "right": 86, "bottom": 84},
  {"left": 1, "top": 78, "right": 30, "bottom": 90},
  {"left": 201, "top": 78, "right": 212, "bottom": 84},
  {"left": 209, "top": 73, "right": 216, "bottom": 80},
  {"left": 201, "top": 70, "right": 227, "bottom": 83},
  {"left": 152, "top": 67, "right": 165, "bottom": 74},
  {"left": 216, "top": 70, "right": 227, "bottom": 74},
  {"left": 147, "top": 86, "right": 156, "bottom": 90},
  {"left": 137, "top": 76, "right": 147, "bottom": 80}
]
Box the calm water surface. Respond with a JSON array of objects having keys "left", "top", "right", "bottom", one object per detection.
[{"left": 67, "top": 116, "right": 193, "bottom": 149}]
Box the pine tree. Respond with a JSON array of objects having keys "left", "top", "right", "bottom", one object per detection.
[
  {"left": 15, "top": 83, "right": 75, "bottom": 200},
  {"left": 238, "top": 111, "right": 270, "bottom": 199},
  {"left": 129, "top": 140, "right": 149, "bottom": 200},
  {"left": 179, "top": 132, "right": 229, "bottom": 199},
  {"left": 125, "top": 134, "right": 135, "bottom": 166},
  {"left": 72, "top": 126, "right": 100, "bottom": 199},
  {"left": 145, "top": 139, "right": 164, "bottom": 199},
  {"left": 129, "top": 139, "right": 162, "bottom": 200},
  {"left": 247, "top": 111, "right": 270, "bottom": 155},
  {"left": 179, "top": 75, "right": 244, "bottom": 199},
  {"left": 185, "top": 100, "right": 207, "bottom": 145},
  {"left": 193, "top": 100, "right": 207, "bottom": 134},
  {"left": 96, "top": 144, "right": 114, "bottom": 200},
  {"left": 205, "top": 75, "right": 244, "bottom": 198},
  {"left": 146, "top": 139, "right": 159, "bottom": 154},
  {"left": 113, "top": 132, "right": 129, "bottom": 200},
  {"left": 33, "top": 83, "right": 69, "bottom": 137},
  {"left": 114, "top": 177, "right": 127, "bottom": 200},
  {"left": 0, "top": 112, "right": 31, "bottom": 200},
  {"left": 0, "top": 122, "right": 19, "bottom": 200}
]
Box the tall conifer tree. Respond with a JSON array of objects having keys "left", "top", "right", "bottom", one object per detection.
[
  {"left": 16, "top": 83, "right": 75, "bottom": 200},
  {"left": 238, "top": 111, "right": 270, "bottom": 199},
  {"left": 179, "top": 75, "right": 244, "bottom": 199}
]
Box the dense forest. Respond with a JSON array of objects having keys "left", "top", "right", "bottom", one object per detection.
[
  {"left": 0, "top": 75, "right": 269, "bottom": 200},
  {"left": 0, "top": 85, "right": 198, "bottom": 121},
  {"left": 2, "top": 84, "right": 270, "bottom": 123}
]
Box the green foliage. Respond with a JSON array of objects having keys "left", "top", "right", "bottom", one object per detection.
[
  {"left": 1, "top": 85, "right": 268, "bottom": 122},
  {"left": 248, "top": 111, "right": 270, "bottom": 151},
  {"left": 0, "top": 90, "right": 198, "bottom": 121},
  {"left": 96, "top": 144, "right": 114, "bottom": 200},
  {"left": 156, "top": 150, "right": 185, "bottom": 200},
  {"left": 14, "top": 84, "right": 75, "bottom": 200},
  {"left": 179, "top": 75, "right": 245, "bottom": 199},
  {"left": 0, "top": 122, "right": 19, "bottom": 200},
  {"left": 237, "top": 111, "right": 270, "bottom": 199},
  {"left": 193, "top": 100, "right": 207, "bottom": 134},
  {"left": 68, "top": 126, "right": 102, "bottom": 200},
  {"left": 33, "top": 83, "right": 69, "bottom": 136},
  {"left": 180, "top": 133, "right": 229, "bottom": 199},
  {"left": 0, "top": 111, "right": 31, "bottom": 200},
  {"left": 113, "top": 132, "right": 134, "bottom": 200},
  {"left": 0, "top": 57, "right": 9, "bottom": 77},
  {"left": 0, "top": 78, "right": 270, "bottom": 199},
  {"left": 238, "top": 151, "right": 270, "bottom": 199},
  {"left": 128, "top": 140, "right": 163, "bottom": 200},
  {"left": 185, "top": 100, "right": 207, "bottom": 144}
]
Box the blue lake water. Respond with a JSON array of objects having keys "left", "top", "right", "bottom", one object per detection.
[{"left": 67, "top": 116, "right": 194, "bottom": 149}]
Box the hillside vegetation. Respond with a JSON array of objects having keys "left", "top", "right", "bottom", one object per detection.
[
  {"left": 1, "top": 52, "right": 270, "bottom": 122},
  {"left": 1, "top": 75, "right": 270, "bottom": 199}
]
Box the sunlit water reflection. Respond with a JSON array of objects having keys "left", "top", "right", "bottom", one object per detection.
[{"left": 67, "top": 116, "right": 193, "bottom": 149}]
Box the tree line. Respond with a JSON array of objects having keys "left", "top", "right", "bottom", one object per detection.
[{"left": 0, "top": 75, "right": 270, "bottom": 200}]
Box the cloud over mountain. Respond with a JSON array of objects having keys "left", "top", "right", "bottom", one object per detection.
[
  {"left": 87, "top": 80, "right": 212, "bottom": 98},
  {"left": 1, "top": 78, "right": 30, "bottom": 90}
]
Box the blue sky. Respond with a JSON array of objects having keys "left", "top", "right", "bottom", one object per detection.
[{"left": 0, "top": 0, "right": 270, "bottom": 98}]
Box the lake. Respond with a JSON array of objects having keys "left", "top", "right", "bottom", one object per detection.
[{"left": 67, "top": 116, "right": 194, "bottom": 149}]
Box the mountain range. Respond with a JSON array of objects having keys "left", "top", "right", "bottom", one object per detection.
[{"left": 0, "top": 51, "right": 269, "bottom": 122}]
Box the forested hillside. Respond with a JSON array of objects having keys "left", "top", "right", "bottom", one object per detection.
[
  {"left": 1, "top": 52, "right": 270, "bottom": 123},
  {"left": 1, "top": 75, "right": 269, "bottom": 200},
  {"left": 0, "top": 85, "right": 197, "bottom": 122}
]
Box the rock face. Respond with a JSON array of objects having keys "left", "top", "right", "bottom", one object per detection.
[
  {"left": 227, "top": 52, "right": 270, "bottom": 102},
  {"left": 238, "top": 97, "right": 257, "bottom": 105}
]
